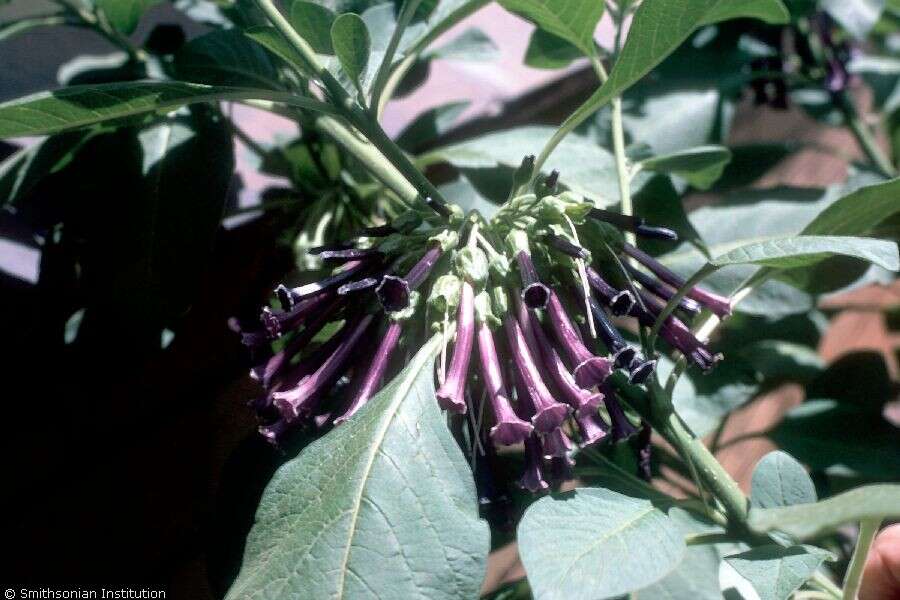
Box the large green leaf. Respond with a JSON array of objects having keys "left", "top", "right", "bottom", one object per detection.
[
  {"left": 96, "top": 0, "right": 161, "bottom": 34},
  {"left": 749, "top": 484, "right": 900, "bottom": 539},
  {"left": 226, "top": 334, "right": 490, "bottom": 600},
  {"left": 421, "top": 126, "right": 651, "bottom": 205},
  {"left": 640, "top": 145, "right": 732, "bottom": 190},
  {"left": 800, "top": 177, "right": 900, "bottom": 236},
  {"left": 725, "top": 545, "right": 833, "bottom": 600},
  {"left": 290, "top": 0, "right": 337, "bottom": 55},
  {"left": 562, "top": 0, "right": 788, "bottom": 133},
  {"left": 244, "top": 26, "right": 310, "bottom": 70},
  {"left": 497, "top": 0, "right": 604, "bottom": 57},
  {"left": 0, "top": 81, "right": 331, "bottom": 138},
  {"left": 517, "top": 488, "right": 686, "bottom": 600},
  {"left": 524, "top": 28, "right": 583, "bottom": 70},
  {"left": 750, "top": 451, "right": 817, "bottom": 509},
  {"left": 709, "top": 234, "right": 899, "bottom": 271},
  {"left": 768, "top": 399, "right": 900, "bottom": 479},
  {"left": 701, "top": 0, "right": 792, "bottom": 25},
  {"left": 331, "top": 12, "right": 371, "bottom": 94},
  {"left": 175, "top": 29, "right": 283, "bottom": 89}
]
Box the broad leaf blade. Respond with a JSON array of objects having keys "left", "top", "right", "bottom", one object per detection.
[
  {"left": 517, "top": 488, "right": 686, "bottom": 600},
  {"left": 96, "top": 0, "right": 160, "bottom": 34},
  {"left": 562, "top": 0, "right": 788, "bottom": 132},
  {"left": 290, "top": 0, "right": 337, "bottom": 54},
  {"left": 0, "top": 82, "right": 328, "bottom": 138},
  {"left": 725, "top": 545, "right": 833, "bottom": 600},
  {"left": 524, "top": 28, "right": 582, "bottom": 70},
  {"left": 245, "top": 26, "right": 310, "bottom": 71},
  {"left": 751, "top": 451, "right": 817, "bottom": 509},
  {"left": 175, "top": 29, "right": 282, "bottom": 89},
  {"left": 331, "top": 12, "right": 371, "bottom": 94},
  {"left": 226, "top": 334, "right": 490, "bottom": 600},
  {"left": 749, "top": 484, "right": 900, "bottom": 539},
  {"left": 701, "top": 0, "right": 792, "bottom": 25},
  {"left": 801, "top": 177, "right": 900, "bottom": 236},
  {"left": 710, "top": 235, "right": 900, "bottom": 270},
  {"left": 640, "top": 145, "right": 732, "bottom": 190},
  {"left": 496, "top": 0, "right": 603, "bottom": 57}
]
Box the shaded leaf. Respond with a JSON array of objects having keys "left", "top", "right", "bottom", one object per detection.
[
  {"left": 725, "top": 545, "right": 833, "bottom": 600},
  {"left": 709, "top": 235, "right": 899, "bottom": 271},
  {"left": 0, "top": 81, "right": 330, "bottom": 138},
  {"left": 0, "top": 131, "right": 93, "bottom": 207},
  {"left": 517, "top": 488, "right": 686, "bottom": 600},
  {"left": 226, "top": 334, "right": 490, "bottom": 600},
  {"left": 800, "top": 177, "right": 900, "bottom": 236},
  {"left": 244, "top": 25, "right": 310, "bottom": 70},
  {"left": 751, "top": 451, "right": 817, "bottom": 509},
  {"left": 396, "top": 101, "right": 469, "bottom": 152},
  {"left": 424, "top": 27, "right": 498, "bottom": 62},
  {"left": 497, "top": 0, "right": 603, "bottom": 57},
  {"left": 524, "top": 28, "right": 582, "bottom": 70},
  {"left": 331, "top": 12, "right": 371, "bottom": 93},
  {"left": 175, "top": 29, "right": 282, "bottom": 89},
  {"left": 749, "top": 484, "right": 900, "bottom": 539},
  {"left": 97, "top": 0, "right": 161, "bottom": 34},
  {"left": 640, "top": 145, "right": 732, "bottom": 190},
  {"left": 290, "top": 0, "right": 337, "bottom": 54}
]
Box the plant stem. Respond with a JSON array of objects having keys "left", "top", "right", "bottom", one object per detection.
[
  {"left": 838, "top": 92, "right": 896, "bottom": 178},
  {"left": 370, "top": 0, "right": 424, "bottom": 113},
  {"left": 315, "top": 115, "right": 418, "bottom": 206},
  {"left": 252, "top": 0, "right": 451, "bottom": 217},
  {"left": 610, "top": 96, "right": 634, "bottom": 246},
  {"left": 843, "top": 519, "right": 881, "bottom": 600}
]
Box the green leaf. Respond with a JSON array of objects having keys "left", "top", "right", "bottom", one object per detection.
[
  {"left": 822, "top": 0, "right": 886, "bottom": 39},
  {"left": 524, "top": 28, "right": 583, "bottom": 70},
  {"left": 725, "top": 545, "right": 833, "bottom": 600},
  {"left": 751, "top": 451, "right": 817, "bottom": 510},
  {"left": 0, "top": 131, "right": 93, "bottom": 207},
  {"left": 424, "top": 27, "right": 498, "bottom": 62},
  {"left": 701, "top": 0, "right": 792, "bottom": 25},
  {"left": 421, "top": 126, "right": 651, "bottom": 205},
  {"left": 396, "top": 101, "right": 469, "bottom": 152},
  {"left": 497, "top": 0, "right": 603, "bottom": 57},
  {"left": 244, "top": 26, "right": 310, "bottom": 70},
  {"left": 290, "top": 0, "right": 337, "bottom": 54},
  {"left": 800, "top": 177, "right": 900, "bottom": 236},
  {"left": 226, "top": 334, "right": 490, "bottom": 600},
  {"left": 331, "top": 12, "right": 370, "bottom": 94},
  {"left": 175, "top": 29, "right": 282, "bottom": 89},
  {"left": 749, "top": 484, "right": 900, "bottom": 539},
  {"left": 709, "top": 235, "right": 900, "bottom": 271},
  {"left": 0, "top": 81, "right": 331, "bottom": 138},
  {"left": 517, "top": 488, "right": 686, "bottom": 600},
  {"left": 640, "top": 145, "right": 732, "bottom": 190},
  {"left": 769, "top": 398, "right": 900, "bottom": 479},
  {"left": 562, "top": 0, "right": 788, "bottom": 133},
  {"left": 96, "top": 0, "right": 161, "bottom": 35}
]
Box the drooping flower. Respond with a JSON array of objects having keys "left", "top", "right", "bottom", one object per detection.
[{"left": 476, "top": 319, "right": 533, "bottom": 445}]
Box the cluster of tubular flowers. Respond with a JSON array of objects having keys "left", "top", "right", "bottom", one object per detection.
[{"left": 234, "top": 168, "right": 732, "bottom": 492}]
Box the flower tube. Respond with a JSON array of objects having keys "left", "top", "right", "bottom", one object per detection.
[
  {"left": 334, "top": 320, "right": 403, "bottom": 425},
  {"left": 545, "top": 291, "right": 613, "bottom": 388},
  {"left": 436, "top": 280, "right": 475, "bottom": 414},
  {"left": 377, "top": 242, "right": 444, "bottom": 312},
  {"left": 476, "top": 320, "right": 533, "bottom": 445}
]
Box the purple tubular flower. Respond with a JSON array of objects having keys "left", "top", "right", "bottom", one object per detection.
[
  {"left": 515, "top": 251, "right": 550, "bottom": 309},
  {"left": 575, "top": 408, "right": 609, "bottom": 447},
  {"left": 631, "top": 291, "right": 721, "bottom": 372},
  {"left": 588, "top": 208, "right": 678, "bottom": 241},
  {"left": 545, "top": 291, "right": 613, "bottom": 388},
  {"left": 477, "top": 321, "right": 533, "bottom": 445},
  {"left": 602, "top": 387, "right": 638, "bottom": 441},
  {"left": 334, "top": 320, "right": 403, "bottom": 425},
  {"left": 624, "top": 263, "right": 702, "bottom": 317},
  {"left": 262, "top": 291, "right": 335, "bottom": 339},
  {"left": 541, "top": 427, "right": 573, "bottom": 458},
  {"left": 252, "top": 297, "right": 343, "bottom": 388},
  {"left": 621, "top": 244, "right": 732, "bottom": 317},
  {"left": 436, "top": 281, "right": 476, "bottom": 414},
  {"left": 318, "top": 248, "right": 382, "bottom": 263},
  {"left": 585, "top": 267, "right": 636, "bottom": 316},
  {"left": 544, "top": 233, "right": 589, "bottom": 260},
  {"left": 520, "top": 434, "right": 550, "bottom": 493},
  {"left": 272, "top": 314, "right": 374, "bottom": 422},
  {"left": 504, "top": 315, "right": 571, "bottom": 433},
  {"left": 280, "top": 260, "right": 371, "bottom": 309},
  {"left": 377, "top": 243, "right": 443, "bottom": 312},
  {"left": 585, "top": 296, "right": 657, "bottom": 384},
  {"left": 337, "top": 277, "right": 379, "bottom": 295}
]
